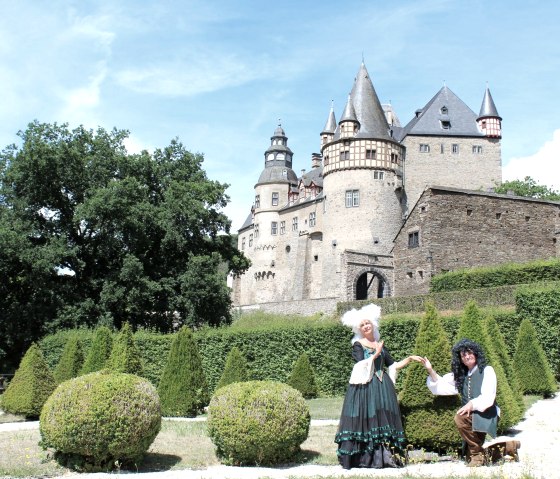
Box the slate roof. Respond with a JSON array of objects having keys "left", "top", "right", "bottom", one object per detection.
[
  {"left": 321, "top": 105, "right": 337, "bottom": 134},
  {"left": 300, "top": 166, "right": 323, "bottom": 188},
  {"left": 478, "top": 87, "right": 501, "bottom": 119},
  {"left": 334, "top": 63, "right": 393, "bottom": 142},
  {"left": 258, "top": 166, "right": 298, "bottom": 184},
  {"left": 401, "top": 86, "right": 483, "bottom": 138}
]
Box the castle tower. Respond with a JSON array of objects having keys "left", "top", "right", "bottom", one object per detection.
[
  {"left": 320, "top": 102, "right": 336, "bottom": 148},
  {"left": 320, "top": 62, "right": 405, "bottom": 299},
  {"left": 477, "top": 86, "right": 502, "bottom": 138},
  {"left": 234, "top": 123, "right": 298, "bottom": 305}
]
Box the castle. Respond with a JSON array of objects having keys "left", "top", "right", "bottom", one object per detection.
[{"left": 232, "top": 62, "right": 560, "bottom": 314}]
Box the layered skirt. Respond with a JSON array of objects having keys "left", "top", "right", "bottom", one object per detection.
[{"left": 335, "top": 375, "right": 406, "bottom": 469}]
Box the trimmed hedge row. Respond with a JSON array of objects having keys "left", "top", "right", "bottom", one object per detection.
[
  {"left": 39, "top": 308, "right": 523, "bottom": 396},
  {"left": 338, "top": 285, "right": 522, "bottom": 315},
  {"left": 431, "top": 258, "right": 560, "bottom": 292}
]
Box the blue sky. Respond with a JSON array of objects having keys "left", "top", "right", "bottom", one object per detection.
[{"left": 2, "top": 0, "right": 560, "bottom": 231}]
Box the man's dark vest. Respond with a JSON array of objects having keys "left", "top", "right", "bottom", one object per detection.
[{"left": 461, "top": 366, "right": 498, "bottom": 438}]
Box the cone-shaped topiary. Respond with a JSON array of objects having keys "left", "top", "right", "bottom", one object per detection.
[
  {"left": 107, "top": 322, "right": 144, "bottom": 376},
  {"left": 40, "top": 371, "right": 161, "bottom": 472},
  {"left": 287, "top": 352, "right": 318, "bottom": 399},
  {"left": 486, "top": 316, "right": 525, "bottom": 411},
  {"left": 216, "top": 346, "right": 250, "bottom": 390},
  {"left": 456, "top": 301, "right": 523, "bottom": 431},
  {"left": 53, "top": 336, "right": 84, "bottom": 383},
  {"left": 80, "top": 326, "right": 113, "bottom": 375},
  {"left": 1, "top": 343, "right": 56, "bottom": 418},
  {"left": 157, "top": 326, "right": 209, "bottom": 417},
  {"left": 400, "top": 302, "right": 461, "bottom": 451},
  {"left": 513, "top": 319, "right": 557, "bottom": 397},
  {"left": 208, "top": 381, "right": 310, "bottom": 465}
]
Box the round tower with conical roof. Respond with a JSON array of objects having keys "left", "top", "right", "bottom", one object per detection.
[
  {"left": 319, "top": 63, "right": 405, "bottom": 298},
  {"left": 236, "top": 123, "right": 298, "bottom": 305},
  {"left": 477, "top": 86, "right": 502, "bottom": 138}
]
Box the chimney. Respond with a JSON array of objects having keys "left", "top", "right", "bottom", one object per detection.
[{"left": 311, "top": 153, "right": 322, "bottom": 169}]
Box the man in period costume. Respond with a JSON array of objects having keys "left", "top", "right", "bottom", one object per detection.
[{"left": 421, "top": 339, "right": 519, "bottom": 466}]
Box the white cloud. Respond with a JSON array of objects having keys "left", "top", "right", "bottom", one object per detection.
[
  {"left": 503, "top": 129, "right": 560, "bottom": 190},
  {"left": 123, "top": 134, "right": 153, "bottom": 154}
]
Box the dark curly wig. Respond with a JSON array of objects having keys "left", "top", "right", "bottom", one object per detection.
[{"left": 451, "top": 339, "right": 487, "bottom": 392}]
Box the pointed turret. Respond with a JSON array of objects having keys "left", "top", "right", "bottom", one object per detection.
[
  {"left": 321, "top": 102, "right": 337, "bottom": 148},
  {"left": 477, "top": 86, "right": 502, "bottom": 138},
  {"left": 258, "top": 122, "right": 298, "bottom": 185},
  {"left": 339, "top": 94, "right": 359, "bottom": 138}
]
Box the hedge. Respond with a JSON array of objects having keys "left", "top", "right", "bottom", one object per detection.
[
  {"left": 430, "top": 258, "right": 560, "bottom": 292},
  {"left": 38, "top": 307, "right": 527, "bottom": 397}
]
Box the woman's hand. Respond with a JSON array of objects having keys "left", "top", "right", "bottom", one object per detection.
[
  {"left": 373, "top": 340, "right": 384, "bottom": 358},
  {"left": 422, "top": 357, "right": 433, "bottom": 371}
]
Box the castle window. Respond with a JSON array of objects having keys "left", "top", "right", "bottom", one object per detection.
[
  {"left": 481, "top": 120, "right": 487, "bottom": 128},
  {"left": 466, "top": 209, "right": 473, "bottom": 216},
  {"left": 292, "top": 217, "right": 298, "bottom": 231},
  {"left": 280, "top": 221, "right": 286, "bottom": 235},
  {"left": 255, "top": 195, "right": 260, "bottom": 208},
  {"left": 440, "top": 144, "right": 444, "bottom": 154},
  {"left": 314, "top": 255, "right": 319, "bottom": 261},
  {"left": 496, "top": 213, "right": 502, "bottom": 220},
  {"left": 282, "top": 169, "right": 287, "bottom": 178},
  {"left": 390, "top": 153, "right": 398, "bottom": 163},
  {"left": 419, "top": 144, "right": 430, "bottom": 153},
  {"left": 440, "top": 106, "right": 448, "bottom": 115},
  {"left": 309, "top": 212, "right": 316, "bottom": 227},
  {"left": 407, "top": 271, "right": 414, "bottom": 278},
  {"left": 249, "top": 234, "right": 253, "bottom": 247},
  {"left": 452, "top": 144, "right": 459, "bottom": 153},
  {"left": 440, "top": 120, "right": 451, "bottom": 129},
  {"left": 345, "top": 190, "right": 360, "bottom": 208},
  {"left": 254, "top": 223, "right": 259, "bottom": 238},
  {"left": 418, "top": 270, "right": 424, "bottom": 279},
  {"left": 271, "top": 222, "right": 278, "bottom": 235},
  {"left": 408, "top": 231, "right": 419, "bottom": 248},
  {"left": 340, "top": 150, "right": 350, "bottom": 160},
  {"left": 271, "top": 192, "right": 279, "bottom": 206},
  {"left": 366, "top": 149, "right": 376, "bottom": 159},
  {"left": 374, "top": 171, "right": 384, "bottom": 180},
  {"left": 472, "top": 145, "right": 483, "bottom": 154},
  {"left": 241, "top": 237, "right": 246, "bottom": 250}
]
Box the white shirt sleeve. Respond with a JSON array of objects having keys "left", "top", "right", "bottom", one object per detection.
[
  {"left": 471, "top": 366, "right": 497, "bottom": 412},
  {"left": 426, "top": 372, "right": 458, "bottom": 396},
  {"left": 388, "top": 363, "right": 397, "bottom": 384}
]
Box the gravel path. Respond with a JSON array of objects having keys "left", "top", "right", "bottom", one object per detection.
[{"left": 1, "top": 394, "right": 558, "bottom": 479}]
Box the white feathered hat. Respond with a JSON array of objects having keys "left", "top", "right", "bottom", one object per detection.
[{"left": 341, "top": 303, "right": 381, "bottom": 342}]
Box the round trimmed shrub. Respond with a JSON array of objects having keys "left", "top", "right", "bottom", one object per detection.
[
  {"left": 208, "top": 380, "right": 310, "bottom": 465},
  {"left": 39, "top": 371, "right": 161, "bottom": 471}
]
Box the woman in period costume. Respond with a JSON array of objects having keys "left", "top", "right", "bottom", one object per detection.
[{"left": 335, "top": 304, "right": 421, "bottom": 469}]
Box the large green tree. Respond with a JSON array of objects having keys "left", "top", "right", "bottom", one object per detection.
[
  {"left": 494, "top": 176, "right": 560, "bottom": 200},
  {"left": 0, "top": 121, "right": 249, "bottom": 371}
]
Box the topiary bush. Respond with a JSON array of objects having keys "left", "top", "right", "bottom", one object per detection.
[
  {"left": 107, "top": 322, "right": 144, "bottom": 376},
  {"left": 53, "top": 336, "right": 84, "bottom": 383},
  {"left": 157, "top": 326, "right": 209, "bottom": 417},
  {"left": 208, "top": 380, "right": 310, "bottom": 465},
  {"left": 40, "top": 371, "right": 161, "bottom": 471},
  {"left": 216, "top": 346, "right": 250, "bottom": 390},
  {"left": 80, "top": 326, "right": 113, "bottom": 375},
  {"left": 287, "top": 352, "right": 318, "bottom": 399},
  {"left": 400, "top": 303, "right": 461, "bottom": 451},
  {"left": 1, "top": 343, "right": 56, "bottom": 418},
  {"left": 513, "top": 319, "right": 557, "bottom": 397}
]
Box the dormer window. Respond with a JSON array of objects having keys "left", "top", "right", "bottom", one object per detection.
[
  {"left": 440, "top": 106, "right": 448, "bottom": 114},
  {"left": 441, "top": 120, "right": 451, "bottom": 129}
]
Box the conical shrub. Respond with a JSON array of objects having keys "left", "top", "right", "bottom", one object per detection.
[
  {"left": 513, "top": 319, "right": 557, "bottom": 397},
  {"left": 53, "top": 336, "right": 84, "bottom": 383},
  {"left": 216, "top": 346, "right": 250, "bottom": 390},
  {"left": 400, "top": 302, "right": 461, "bottom": 451},
  {"left": 486, "top": 316, "right": 525, "bottom": 412},
  {"left": 456, "top": 301, "right": 523, "bottom": 431},
  {"left": 107, "top": 323, "right": 144, "bottom": 376},
  {"left": 1, "top": 343, "right": 56, "bottom": 418},
  {"left": 158, "top": 326, "right": 209, "bottom": 417},
  {"left": 287, "top": 352, "right": 318, "bottom": 399},
  {"left": 81, "top": 326, "right": 113, "bottom": 375}
]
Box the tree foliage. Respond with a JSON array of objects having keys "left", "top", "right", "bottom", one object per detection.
[
  {"left": 0, "top": 121, "right": 249, "bottom": 370},
  {"left": 513, "top": 319, "right": 557, "bottom": 397},
  {"left": 157, "top": 326, "right": 209, "bottom": 417},
  {"left": 287, "top": 352, "right": 319, "bottom": 399},
  {"left": 400, "top": 302, "right": 461, "bottom": 450},
  {"left": 53, "top": 335, "right": 84, "bottom": 383},
  {"left": 1, "top": 343, "right": 56, "bottom": 418},
  {"left": 80, "top": 326, "right": 113, "bottom": 375},
  {"left": 107, "top": 322, "right": 144, "bottom": 376},
  {"left": 494, "top": 176, "right": 560, "bottom": 200},
  {"left": 216, "top": 346, "right": 250, "bottom": 390}
]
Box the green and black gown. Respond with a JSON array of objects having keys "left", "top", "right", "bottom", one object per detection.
[{"left": 335, "top": 342, "right": 406, "bottom": 469}]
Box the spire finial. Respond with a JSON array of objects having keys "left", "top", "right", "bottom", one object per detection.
[
  {"left": 278, "top": 118, "right": 281, "bottom": 126},
  {"left": 330, "top": 99, "right": 334, "bottom": 109},
  {"left": 443, "top": 80, "right": 446, "bottom": 87},
  {"left": 361, "top": 51, "right": 364, "bottom": 64}
]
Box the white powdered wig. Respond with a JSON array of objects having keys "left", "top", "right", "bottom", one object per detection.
[{"left": 341, "top": 303, "right": 381, "bottom": 343}]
